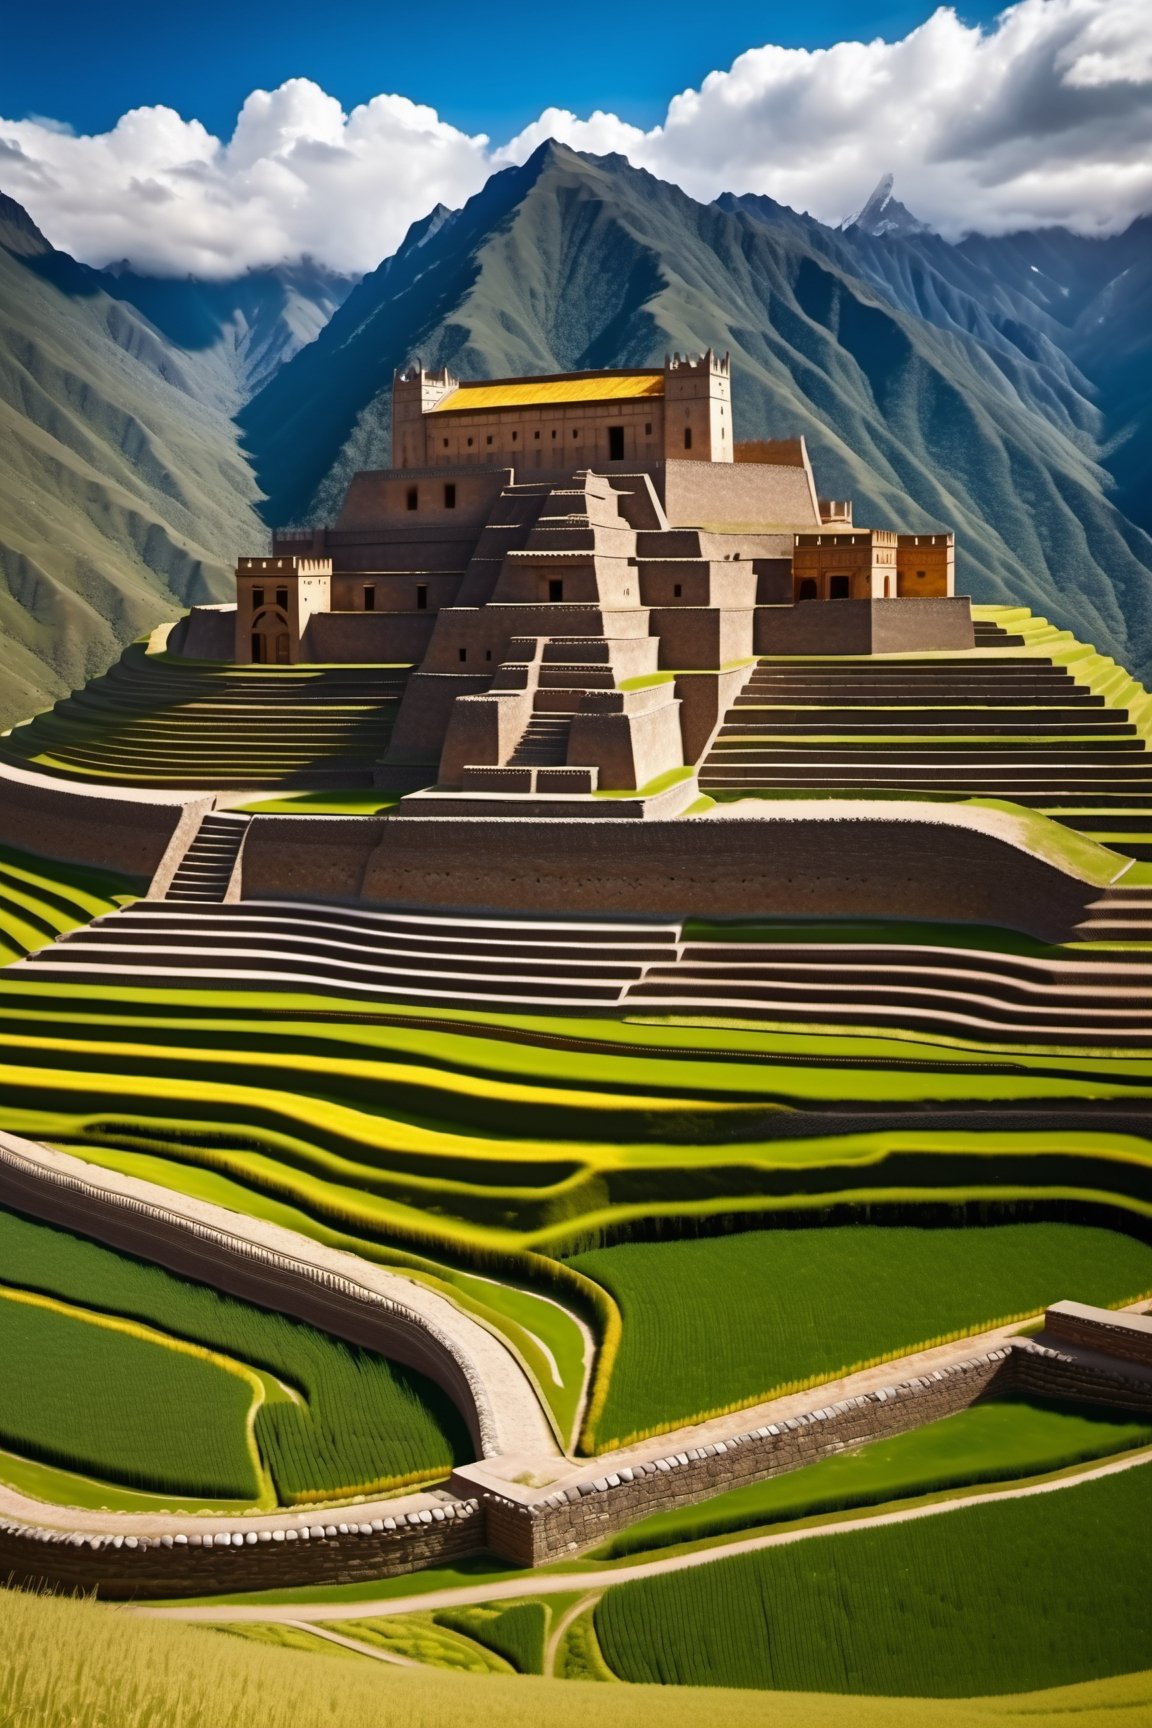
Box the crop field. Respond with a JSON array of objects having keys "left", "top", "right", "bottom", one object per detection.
[
  {"left": 0, "top": 843, "right": 138, "bottom": 962},
  {"left": 0, "top": 948, "right": 1148, "bottom": 1449},
  {"left": 567, "top": 1224, "right": 1152, "bottom": 1444},
  {"left": 599, "top": 1396, "right": 1152, "bottom": 1556},
  {"left": 594, "top": 1458, "right": 1152, "bottom": 1695},
  {"left": 0, "top": 1206, "right": 470, "bottom": 1510}
]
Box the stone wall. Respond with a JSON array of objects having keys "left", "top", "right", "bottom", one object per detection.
[
  {"left": 662, "top": 455, "right": 819, "bottom": 529},
  {"left": 0, "top": 1501, "right": 482, "bottom": 1601},
  {"left": 1044, "top": 1301, "right": 1152, "bottom": 1370},
  {"left": 754, "top": 596, "right": 973, "bottom": 655},
  {"left": 460, "top": 1350, "right": 1012, "bottom": 1566},
  {"left": 0, "top": 761, "right": 197, "bottom": 882},
  {"left": 302, "top": 612, "right": 433, "bottom": 664},
  {"left": 305, "top": 808, "right": 1098, "bottom": 940}
]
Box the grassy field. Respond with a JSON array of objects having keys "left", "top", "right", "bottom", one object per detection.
[
  {"left": 595, "top": 1458, "right": 1152, "bottom": 1694},
  {"left": 567, "top": 1223, "right": 1152, "bottom": 1445},
  {"left": 598, "top": 1397, "right": 1152, "bottom": 1557},
  {"left": 0, "top": 967, "right": 1148, "bottom": 1447},
  {"left": 7, "top": 1590, "right": 1152, "bottom": 1728},
  {"left": 0, "top": 842, "right": 138, "bottom": 962},
  {"left": 0, "top": 1286, "right": 261, "bottom": 1500},
  {"left": 0, "top": 1206, "right": 470, "bottom": 1509}
]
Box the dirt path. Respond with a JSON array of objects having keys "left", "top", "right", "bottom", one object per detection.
[
  {"left": 544, "top": 1593, "right": 599, "bottom": 1678},
  {"left": 284, "top": 1619, "right": 420, "bottom": 1667},
  {"left": 144, "top": 1444, "right": 1152, "bottom": 1625}
]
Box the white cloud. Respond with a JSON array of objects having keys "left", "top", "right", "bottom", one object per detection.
[{"left": 1, "top": 0, "right": 1149, "bottom": 277}]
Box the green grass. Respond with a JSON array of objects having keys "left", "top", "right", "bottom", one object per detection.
[
  {"left": 435, "top": 1599, "right": 551, "bottom": 1674},
  {"left": 597, "top": 1397, "right": 1152, "bottom": 1557},
  {"left": 593, "top": 765, "right": 695, "bottom": 798},
  {"left": 567, "top": 1224, "right": 1152, "bottom": 1446},
  {"left": 0, "top": 842, "right": 139, "bottom": 963},
  {"left": 0, "top": 1286, "right": 260, "bottom": 1500},
  {"left": 320, "top": 1614, "right": 515, "bottom": 1673},
  {"left": 236, "top": 789, "right": 410, "bottom": 814},
  {"left": 595, "top": 1458, "right": 1152, "bottom": 1695},
  {"left": 0, "top": 1206, "right": 471, "bottom": 1507},
  {"left": 13, "top": 1590, "right": 1151, "bottom": 1728}
]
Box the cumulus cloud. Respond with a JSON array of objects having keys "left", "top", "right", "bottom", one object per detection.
[{"left": 1, "top": 0, "right": 1149, "bottom": 277}]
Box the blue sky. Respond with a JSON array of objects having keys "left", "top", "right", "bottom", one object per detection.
[{"left": 8, "top": 0, "right": 1005, "bottom": 137}]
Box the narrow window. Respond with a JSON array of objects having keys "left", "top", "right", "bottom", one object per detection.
[
  {"left": 251, "top": 633, "right": 263, "bottom": 662},
  {"left": 467, "top": 437, "right": 473, "bottom": 447},
  {"left": 443, "top": 438, "right": 449, "bottom": 449},
  {"left": 275, "top": 586, "right": 288, "bottom": 608},
  {"left": 444, "top": 483, "right": 456, "bottom": 509},
  {"left": 533, "top": 429, "right": 541, "bottom": 440},
  {"left": 486, "top": 435, "right": 493, "bottom": 445},
  {"left": 549, "top": 579, "right": 564, "bottom": 602},
  {"left": 830, "top": 575, "right": 851, "bottom": 599},
  {"left": 416, "top": 584, "right": 428, "bottom": 611},
  {"left": 252, "top": 586, "right": 264, "bottom": 609},
  {"left": 917, "top": 569, "right": 926, "bottom": 580},
  {"left": 551, "top": 429, "right": 557, "bottom": 440},
  {"left": 406, "top": 486, "right": 418, "bottom": 511},
  {"left": 645, "top": 422, "right": 652, "bottom": 435},
  {"left": 511, "top": 430, "right": 518, "bottom": 442},
  {"left": 363, "top": 584, "right": 376, "bottom": 612},
  {"left": 485, "top": 649, "right": 492, "bottom": 661},
  {"left": 572, "top": 427, "right": 579, "bottom": 439},
  {"left": 608, "top": 425, "right": 625, "bottom": 461},
  {"left": 683, "top": 426, "right": 693, "bottom": 451},
  {"left": 458, "top": 647, "right": 467, "bottom": 662},
  {"left": 673, "top": 583, "right": 682, "bottom": 598}
]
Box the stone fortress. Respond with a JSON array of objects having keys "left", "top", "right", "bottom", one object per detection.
[{"left": 207, "top": 353, "right": 959, "bottom": 816}]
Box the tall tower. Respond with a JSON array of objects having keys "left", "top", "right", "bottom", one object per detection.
[
  {"left": 662, "top": 350, "right": 732, "bottom": 464},
  {"left": 391, "top": 364, "right": 458, "bottom": 469}
]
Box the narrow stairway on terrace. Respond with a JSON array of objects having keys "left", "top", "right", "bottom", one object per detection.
[
  {"left": 507, "top": 715, "right": 572, "bottom": 767},
  {"left": 698, "top": 630, "right": 1152, "bottom": 860},
  {"left": 164, "top": 813, "right": 249, "bottom": 903}
]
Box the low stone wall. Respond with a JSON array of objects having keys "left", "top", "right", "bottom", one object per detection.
[
  {"left": 242, "top": 815, "right": 385, "bottom": 899},
  {"left": 303, "top": 612, "right": 433, "bottom": 664},
  {"left": 1009, "top": 1337, "right": 1152, "bottom": 1411},
  {"left": 170, "top": 606, "right": 236, "bottom": 661},
  {"left": 0, "top": 1500, "right": 483, "bottom": 1601},
  {"left": 331, "top": 808, "right": 1095, "bottom": 940},
  {"left": 461, "top": 1350, "right": 1012, "bottom": 1565},
  {"left": 0, "top": 761, "right": 198, "bottom": 881},
  {"left": 754, "top": 596, "right": 973, "bottom": 655},
  {"left": 0, "top": 1133, "right": 493, "bottom": 1457},
  {"left": 1044, "top": 1301, "right": 1152, "bottom": 1371}
]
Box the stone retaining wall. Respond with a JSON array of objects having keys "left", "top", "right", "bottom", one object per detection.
[
  {"left": 1044, "top": 1300, "right": 1152, "bottom": 1370},
  {"left": 0, "top": 1134, "right": 493, "bottom": 1456},
  {"left": 460, "top": 1349, "right": 1013, "bottom": 1566},
  {"left": 0, "top": 1500, "right": 483, "bottom": 1601},
  {"left": 0, "top": 761, "right": 198, "bottom": 880}
]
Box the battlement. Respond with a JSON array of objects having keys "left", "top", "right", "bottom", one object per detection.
[{"left": 664, "top": 348, "right": 730, "bottom": 376}]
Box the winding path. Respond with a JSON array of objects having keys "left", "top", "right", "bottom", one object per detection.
[{"left": 143, "top": 1445, "right": 1152, "bottom": 1624}]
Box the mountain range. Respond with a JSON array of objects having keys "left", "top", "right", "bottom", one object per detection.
[{"left": 0, "top": 142, "right": 1148, "bottom": 724}]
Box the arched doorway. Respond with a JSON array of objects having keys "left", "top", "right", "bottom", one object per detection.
[
  {"left": 251, "top": 608, "right": 291, "bottom": 664},
  {"left": 796, "top": 578, "right": 819, "bottom": 601}
]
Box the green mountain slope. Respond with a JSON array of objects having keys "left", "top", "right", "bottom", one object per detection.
[
  {"left": 0, "top": 194, "right": 267, "bottom": 726},
  {"left": 242, "top": 143, "right": 1152, "bottom": 680}
]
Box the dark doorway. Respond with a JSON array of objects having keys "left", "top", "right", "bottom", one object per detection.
[
  {"left": 829, "top": 575, "right": 852, "bottom": 599},
  {"left": 797, "top": 578, "right": 818, "bottom": 601},
  {"left": 444, "top": 483, "right": 456, "bottom": 509},
  {"left": 251, "top": 633, "right": 264, "bottom": 662},
  {"left": 608, "top": 425, "right": 625, "bottom": 461},
  {"left": 416, "top": 584, "right": 428, "bottom": 611},
  {"left": 363, "top": 585, "right": 376, "bottom": 611},
  {"left": 549, "top": 579, "right": 564, "bottom": 602}
]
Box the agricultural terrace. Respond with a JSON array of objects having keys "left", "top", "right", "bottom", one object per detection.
[
  {"left": 593, "top": 1458, "right": 1152, "bottom": 1695},
  {"left": 0, "top": 935, "right": 1148, "bottom": 1450},
  {"left": 0, "top": 641, "right": 414, "bottom": 789},
  {"left": 0, "top": 842, "right": 138, "bottom": 963},
  {"left": 0, "top": 1207, "right": 470, "bottom": 1511}
]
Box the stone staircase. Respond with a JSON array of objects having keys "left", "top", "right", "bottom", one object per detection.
[
  {"left": 164, "top": 813, "right": 249, "bottom": 904},
  {"left": 508, "top": 715, "right": 572, "bottom": 767}
]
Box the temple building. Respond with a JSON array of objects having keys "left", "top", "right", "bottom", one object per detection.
[{"left": 193, "top": 354, "right": 964, "bottom": 815}]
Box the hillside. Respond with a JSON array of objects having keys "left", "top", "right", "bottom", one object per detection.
[
  {"left": 0, "top": 194, "right": 270, "bottom": 726},
  {"left": 241, "top": 143, "right": 1152, "bottom": 680}
]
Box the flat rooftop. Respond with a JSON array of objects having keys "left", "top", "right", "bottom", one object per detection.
[{"left": 429, "top": 371, "right": 665, "bottom": 413}]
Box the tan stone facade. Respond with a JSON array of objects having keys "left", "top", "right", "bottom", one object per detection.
[{"left": 222, "top": 358, "right": 961, "bottom": 815}]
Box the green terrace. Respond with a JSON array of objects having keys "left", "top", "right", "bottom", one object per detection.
[
  {"left": 0, "top": 643, "right": 416, "bottom": 789},
  {"left": 700, "top": 606, "right": 1152, "bottom": 860}
]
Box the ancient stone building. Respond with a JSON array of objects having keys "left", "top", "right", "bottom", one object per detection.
[{"left": 209, "top": 357, "right": 961, "bottom": 816}]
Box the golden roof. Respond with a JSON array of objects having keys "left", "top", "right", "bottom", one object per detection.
[{"left": 429, "top": 373, "right": 664, "bottom": 413}]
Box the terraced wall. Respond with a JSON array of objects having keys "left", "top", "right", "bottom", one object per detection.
[
  {"left": 240, "top": 809, "right": 1100, "bottom": 940},
  {"left": 0, "top": 761, "right": 200, "bottom": 880}
]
